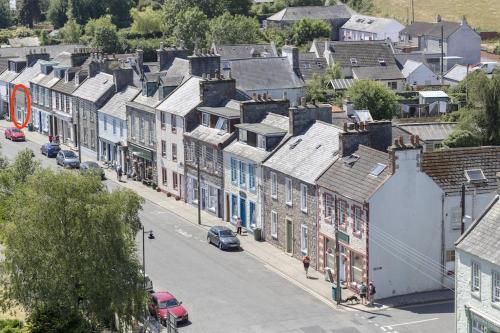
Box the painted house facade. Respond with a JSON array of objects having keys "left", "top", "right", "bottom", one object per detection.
[
  {"left": 455, "top": 190, "right": 500, "bottom": 333},
  {"left": 401, "top": 59, "right": 440, "bottom": 86},
  {"left": 340, "top": 14, "right": 405, "bottom": 43}
]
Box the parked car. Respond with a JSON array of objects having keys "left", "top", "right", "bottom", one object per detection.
[
  {"left": 40, "top": 143, "right": 61, "bottom": 157},
  {"left": 472, "top": 62, "right": 498, "bottom": 74},
  {"left": 207, "top": 226, "right": 240, "bottom": 250},
  {"left": 56, "top": 150, "right": 80, "bottom": 169},
  {"left": 148, "top": 292, "right": 188, "bottom": 326},
  {"left": 80, "top": 161, "right": 105, "bottom": 180},
  {"left": 4, "top": 127, "right": 25, "bottom": 141}
]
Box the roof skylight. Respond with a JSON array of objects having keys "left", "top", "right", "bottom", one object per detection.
[{"left": 370, "top": 163, "right": 387, "bottom": 176}]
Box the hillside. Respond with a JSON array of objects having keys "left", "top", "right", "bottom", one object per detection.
[{"left": 373, "top": 0, "right": 500, "bottom": 32}]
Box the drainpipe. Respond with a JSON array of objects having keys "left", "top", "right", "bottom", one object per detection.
[{"left": 440, "top": 193, "right": 445, "bottom": 287}]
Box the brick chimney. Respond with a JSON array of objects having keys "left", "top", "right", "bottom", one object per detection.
[
  {"left": 387, "top": 134, "right": 423, "bottom": 175},
  {"left": 26, "top": 50, "right": 49, "bottom": 67},
  {"left": 339, "top": 120, "right": 392, "bottom": 157},
  {"left": 157, "top": 44, "right": 189, "bottom": 71},
  {"left": 188, "top": 51, "right": 221, "bottom": 78},
  {"left": 282, "top": 45, "right": 300, "bottom": 75},
  {"left": 288, "top": 103, "right": 332, "bottom": 136},
  {"left": 113, "top": 68, "right": 134, "bottom": 92}
]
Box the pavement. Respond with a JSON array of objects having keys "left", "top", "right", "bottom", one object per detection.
[{"left": 0, "top": 120, "right": 456, "bottom": 333}]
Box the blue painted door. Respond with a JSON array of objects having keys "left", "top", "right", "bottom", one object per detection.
[{"left": 239, "top": 197, "right": 246, "bottom": 228}]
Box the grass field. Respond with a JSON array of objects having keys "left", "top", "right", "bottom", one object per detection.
[{"left": 373, "top": 0, "right": 500, "bottom": 32}]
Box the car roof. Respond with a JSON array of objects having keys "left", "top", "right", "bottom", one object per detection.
[
  {"left": 61, "top": 150, "right": 75, "bottom": 154},
  {"left": 8, "top": 127, "right": 21, "bottom": 130},
  {"left": 154, "top": 291, "right": 175, "bottom": 301}
]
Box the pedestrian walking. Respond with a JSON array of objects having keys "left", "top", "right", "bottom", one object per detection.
[
  {"left": 117, "top": 165, "right": 123, "bottom": 182},
  {"left": 236, "top": 217, "right": 242, "bottom": 235},
  {"left": 358, "top": 281, "right": 367, "bottom": 305},
  {"left": 302, "top": 256, "right": 311, "bottom": 278},
  {"left": 368, "top": 281, "right": 376, "bottom": 306}
]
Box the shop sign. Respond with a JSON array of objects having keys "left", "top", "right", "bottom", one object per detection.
[{"left": 337, "top": 231, "right": 349, "bottom": 244}]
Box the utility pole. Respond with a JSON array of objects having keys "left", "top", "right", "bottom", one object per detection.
[
  {"left": 197, "top": 142, "right": 201, "bottom": 225},
  {"left": 460, "top": 183, "right": 466, "bottom": 234},
  {"left": 334, "top": 196, "right": 341, "bottom": 305},
  {"left": 440, "top": 24, "right": 444, "bottom": 85},
  {"left": 411, "top": 0, "right": 415, "bottom": 23}
]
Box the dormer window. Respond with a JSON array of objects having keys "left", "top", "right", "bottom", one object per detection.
[
  {"left": 350, "top": 58, "right": 358, "bottom": 65},
  {"left": 215, "top": 117, "right": 228, "bottom": 133},
  {"left": 257, "top": 135, "right": 266, "bottom": 150},
  {"left": 201, "top": 112, "right": 210, "bottom": 127},
  {"left": 239, "top": 129, "right": 247, "bottom": 143}
]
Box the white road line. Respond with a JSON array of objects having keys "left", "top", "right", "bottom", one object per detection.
[
  {"left": 175, "top": 228, "right": 192, "bottom": 238},
  {"left": 381, "top": 327, "right": 386, "bottom": 332},
  {"left": 374, "top": 323, "right": 379, "bottom": 327},
  {"left": 384, "top": 317, "right": 440, "bottom": 329}
]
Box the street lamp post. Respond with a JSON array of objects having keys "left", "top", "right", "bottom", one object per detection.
[{"left": 142, "top": 225, "right": 155, "bottom": 289}]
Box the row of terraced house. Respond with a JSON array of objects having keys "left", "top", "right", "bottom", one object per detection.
[{"left": 0, "top": 45, "right": 499, "bottom": 308}]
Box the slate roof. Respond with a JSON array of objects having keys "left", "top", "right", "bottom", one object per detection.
[
  {"left": 129, "top": 89, "right": 162, "bottom": 110},
  {"left": 198, "top": 100, "right": 241, "bottom": 118},
  {"left": 12, "top": 61, "right": 42, "bottom": 86},
  {"left": 8, "top": 37, "right": 40, "bottom": 47},
  {"left": 401, "top": 59, "right": 423, "bottom": 77},
  {"left": 396, "top": 122, "right": 456, "bottom": 142},
  {"left": 236, "top": 122, "right": 287, "bottom": 136},
  {"left": 73, "top": 72, "right": 114, "bottom": 103},
  {"left": 327, "top": 40, "right": 397, "bottom": 67},
  {"left": 99, "top": 86, "right": 140, "bottom": 120},
  {"left": 52, "top": 70, "right": 85, "bottom": 95},
  {"left": 352, "top": 64, "right": 404, "bottom": 80},
  {"left": 184, "top": 125, "right": 233, "bottom": 146},
  {"left": 444, "top": 64, "right": 468, "bottom": 82},
  {"left": 342, "top": 14, "right": 404, "bottom": 34},
  {"left": 299, "top": 52, "right": 328, "bottom": 80},
  {"left": 0, "top": 68, "right": 20, "bottom": 82},
  {"left": 213, "top": 43, "right": 278, "bottom": 60},
  {"left": 0, "top": 44, "right": 85, "bottom": 59},
  {"left": 164, "top": 58, "right": 189, "bottom": 85},
  {"left": 156, "top": 76, "right": 203, "bottom": 116},
  {"left": 456, "top": 195, "right": 500, "bottom": 266},
  {"left": 263, "top": 121, "right": 341, "bottom": 184},
  {"left": 421, "top": 146, "right": 500, "bottom": 195},
  {"left": 317, "top": 145, "right": 390, "bottom": 202},
  {"left": 228, "top": 57, "right": 304, "bottom": 91},
  {"left": 224, "top": 140, "right": 271, "bottom": 163},
  {"left": 267, "top": 5, "right": 355, "bottom": 22},
  {"left": 401, "top": 21, "right": 462, "bottom": 39}
]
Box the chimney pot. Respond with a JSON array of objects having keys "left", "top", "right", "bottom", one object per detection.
[
  {"left": 399, "top": 136, "right": 404, "bottom": 146},
  {"left": 257, "top": 94, "right": 262, "bottom": 101},
  {"left": 263, "top": 93, "right": 267, "bottom": 100},
  {"left": 394, "top": 138, "right": 399, "bottom": 147},
  {"left": 415, "top": 135, "right": 420, "bottom": 144},
  {"left": 410, "top": 135, "right": 415, "bottom": 145},
  {"left": 354, "top": 122, "right": 360, "bottom": 131},
  {"left": 282, "top": 91, "right": 288, "bottom": 100}
]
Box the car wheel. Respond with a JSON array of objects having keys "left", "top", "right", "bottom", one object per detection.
[
  {"left": 218, "top": 242, "right": 223, "bottom": 250},
  {"left": 207, "top": 236, "right": 211, "bottom": 244}
]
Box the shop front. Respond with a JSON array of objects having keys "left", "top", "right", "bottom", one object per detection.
[
  {"left": 32, "top": 106, "right": 50, "bottom": 134},
  {"left": 53, "top": 110, "right": 73, "bottom": 144},
  {"left": 128, "top": 143, "right": 156, "bottom": 185},
  {"left": 187, "top": 174, "right": 223, "bottom": 218}
]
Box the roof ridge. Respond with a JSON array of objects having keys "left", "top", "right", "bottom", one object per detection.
[{"left": 456, "top": 195, "right": 499, "bottom": 246}]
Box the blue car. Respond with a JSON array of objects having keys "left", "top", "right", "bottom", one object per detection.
[{"left": 40, "top": 143, "right": 61, "bottom": 157}]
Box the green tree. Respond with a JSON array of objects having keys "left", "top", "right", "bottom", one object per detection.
[
  {"left": 0, "top": 164, "right": 145, "bottom": 330},
  {"left": 306, "top": 73, "right": 328, "bottom": 102},
  {"left": 47, "top": 0, "right": 68, "bottom": 29},
  {"left": 347, "top": 80, "right": 399, "bottom": 120},
  {"left": 107, "top": 0, "right": 135, "bottom": 28},
  {"left": 339, "top": 0, "right": 374, "bottom": 13},
  {"left": 291, "top": 18, "right": 331, "bottom": 46},
  {"left": 324, "top": 63, "right": 343, "bottom": 81},
  {"left": 172, "top": 7, "right": 209, "bottom": 51},
  {"left": 207, "top": 13, "right": 261, "bottom": 45},
  {"left": 84, "top": 15, "right": 122, "bottom": 53},
  {"left": 18, "top": 0, "right": 41, "bottom": 28},
  {"left": 222, "top": 0, "right": 252, "bottom": 16},
  {"left": 130, "top": 6, "right": 163, "bottom": 36},
  {"left": 60, "top": 16, "right": 81, "bottom": 43},
  {"left": 443, "top": 129, "right": 481, "bottom": 148},
  {"left": 0, "top": 0, "right": 12, "bottom": 29}
]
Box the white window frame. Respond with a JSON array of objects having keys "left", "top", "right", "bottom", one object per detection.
[
  {"left": 493, "top": 271, "right": 500, "bottom": 303},
  {"left": 324, "top": 193, "right": 334, "bottom": 223},
  {"left": 300, "top": 183, "right": 307, "bottom": 212},
  {"left": 248, "top": 164, "right": 256, "bottom": 192},
  {"left": 239, "top": 129, "right": 247, "bottom": 142},
  {"left": 202, "top": 112, "right": 210, "bottom": 127},
  {"left": 271, "top": 172, "right": 277, "bottom": 199},
  {"left": 271, "top": 211, "right": 278, "bottom": 239},
  {"left": 353, "top": 206, "right": 362, "bottom": 232},
  {"left": 230, "top": 158, "right": 238, "bottom": 184},
  {"left": 285, "top": 177, "right": 292, "bottom": 206},
  {"left": 257, "top": 134, "right": 266, "bottom": 149},
  {"left": 301, "top": 224, "right": 308, "bottom": 255},
  {"left": 472, "top": 261, "right": 480, "bottom": 293},
  {"left": 239, "top": 161, "right": 246, "bottom": 188}
]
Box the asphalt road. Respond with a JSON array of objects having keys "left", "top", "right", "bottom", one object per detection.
[{"left": 0, "top": 134, "right": 455, "bottom": 333}]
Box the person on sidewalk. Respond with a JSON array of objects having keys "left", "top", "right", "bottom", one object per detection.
[
  {"left": 358, "top": 281, "right": 367, "bottom": 305},
  {"left": 236, "top": 217, "right": 242, "bottom": 235},
  {"left": 302, "top": 256, "right": 311, "bottom": 278},
  {"left": 117, "top": 165, "right": 123, "bottom": 182},
  {"left": 368, "top": 281, "right": 376, "bottom": 306}
]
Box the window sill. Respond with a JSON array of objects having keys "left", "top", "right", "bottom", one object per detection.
[
  {"left": 301, "top": 208, "right": 308, "bottom": 214},
  {"left": 271, "top": 235, "right": 278, "bottom": 240},
  {"left": 286, "top": 203, "right": 293, "bottom": 207},
  {"left": 491, "top": 302, "right": 500, "bottom": 310},
  {"left": 271, "top": 195, "right": 277, "bottom": 200},
  {"left": 471, "top": 291, "right": 481, "bottom": 300}
]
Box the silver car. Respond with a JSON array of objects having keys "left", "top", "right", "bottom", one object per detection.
[
  {"left": 207, "top": 226, "right": 240, "bottom": 250},
  {"left": 56, "top": 150, "right": 80, "bottom": 169}
]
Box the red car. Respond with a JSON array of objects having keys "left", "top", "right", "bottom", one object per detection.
[
  {"left": 4, "top": 127, "right": 25, "bottom": 141},
  {"left": 148, "top": 291, "right": 188, "bottom": 326}
]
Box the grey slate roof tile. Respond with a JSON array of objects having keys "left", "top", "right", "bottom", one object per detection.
[
  {"left": 263, "top": 122, "right": 341, "bottom": 184},
  {"left": 456, "top": 196, "right": 500, "bottom": 266},
  {"left": 12, "top": 61, "right": 42, "bottom": 86},
  {"left": 316, "top": 145, "right": 390, "bottom": 202},
  {"left": 0, "top": 44, "right": 85, "bottom": 59},
  {"left": 224, "top": 140, "right": 271, "bottom": 163},
  {"left": 156, "top": 76, "right": 203, "bottom": 116},
  {"left": 401, "top": 21, "right": 462, "bottom": 39},
  {"left": 328, "top": 40, "right": 397, "bottom": 67},
  {"left": 185, "top": 125, "right": 233, "bottom": 146},
  {"left": 213, "top": 43, "right": 278, "bottom": 60},
  {"left": 396, "top": 122, "right": 456, "bottom": 142},
  {"left": 73, "top": 72, "right": 114, "bottom": 103},
  {"left": 352, "top": 64, "right": 404, "bottom": 80},
  {"left": 99, "top": 86, "right": 140, "bottom": 120},
  {"left": 267, "top": 5, "right": 355, "bottom": 22}
]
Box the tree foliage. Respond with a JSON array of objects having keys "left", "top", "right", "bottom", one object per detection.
[
  {"left": 47, "top": 0, "right": 68, "bottom": 29},
  {"left": 172, "top": 7, "right": 209, "bottom": 50},
  {"left": 443, "top": 129, "right": 481, "bottom": 148},
  {"left": 0, "top": 0, "right": 12, "bottom": 29},
  {"left": 130, "top": 6, "right": 163, "bottom": 36},
  {"left": 339, "top": 0, "right": 374, "bottom": 13},
  {"left": 0, "top": 159, "right": 145, "bottom": 330},
  {"left": 291, "top": 19, "right": 331, "bottom": 46},
  {"left": 207, "top": 13, "right": 261, "bottom": 45},
  {"left": 347, "top": 80, "right": 399, "bottom": 120},
  {"left": 18, "top": 0, "right": 42, "bottom": 28},
  {"left": 84, "top": 15, "right": 122, "bottom": 53}
]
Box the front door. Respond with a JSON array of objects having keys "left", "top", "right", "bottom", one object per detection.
[
  {"left": 286, "top": 219, "right": 293, "bottom": 253},
  {"left": 201, "top": 187, "right": 208, "bottom": 210},
  {"left": 340, "top": 246, "right": 346, "bottom": 282},
  {"left": 239, "top": 197, "right": 246, "bottom": 228}
]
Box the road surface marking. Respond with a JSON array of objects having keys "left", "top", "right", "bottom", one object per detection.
[
  {"left": 175, "top": 228, "right": 192, "bottom": 238},
  {"left": 381, "top": 327, "right": 386, "bottom": 331},
  {"left": 384, "top": 317, "right": 439, "bottom": 329}
]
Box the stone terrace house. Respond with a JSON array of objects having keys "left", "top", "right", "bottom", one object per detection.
[
  {"left": 262, "top": 104, "right": 336, "bottom": 267},
  {"left": 265, "top": 5, "right": 356, "bottom": 41},
  {"left": 399, "top": 16, "right": 481, "bottom": 66},
  {"left": 0, "top": 58, "right": 24, "bottom": 118},
  {"left": 421, "top": 146, "right": 500, "bottom": 284},
  {"left": 314, "top": 40, "right": 405, "bottom": 91},
  {"left": 316, "top": 144, "right": 391, "bottom": 290},
  {"left": 392, "top": 122, "right": 456, "bottom": 152},
  {"left": 183, "top": 78, "right": 250, "bottom": 218},
  {"left": 210, "top": 43, "right": 278, "bottom": 61},
  {"left": 455, "top": 186, "right": 500, "bottom": 333},
  {"left": 223, "top": 98, "right": 290, "bottom": 232},
  {"left": 98, "top": 85, "right": 140, "bottom": 169}
]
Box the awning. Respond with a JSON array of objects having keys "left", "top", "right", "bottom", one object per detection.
[{"left": 129, "top": 144, "right": 154, "bottom": 161}]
